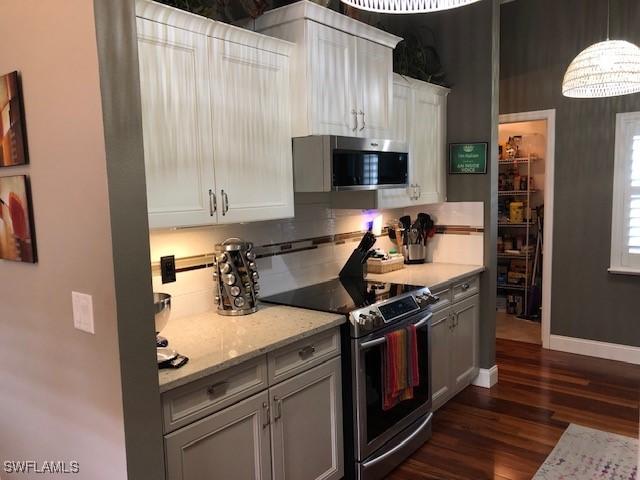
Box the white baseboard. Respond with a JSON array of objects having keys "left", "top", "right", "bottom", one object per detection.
[
  {"left": 472, "top": 365, "right": 498, "bottom": 388},
  {"left": 549, "top": 335, "right": 640, "bottom": 365}
]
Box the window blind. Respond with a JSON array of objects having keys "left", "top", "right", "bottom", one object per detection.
[{"left": 611, "top": 112, "right": 640, "bottom": 273}]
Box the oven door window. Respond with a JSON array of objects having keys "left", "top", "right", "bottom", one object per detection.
[
  {"left": 364, "top": 326, "right": 430, "bottom": 444},
  {"left": 333, "top": 150, "right": 408, "bottom": 188}
]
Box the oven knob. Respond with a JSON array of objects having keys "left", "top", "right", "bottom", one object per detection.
[
  {"left": 369, "top": 310, "right": 383, "bottom": 327},
  {"left": 358, "top": 314, "right": 374, "bottom": 330}
]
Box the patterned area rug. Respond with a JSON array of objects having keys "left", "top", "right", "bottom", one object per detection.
[{"left": 534, "top": 424, "right": 638, "bottom": 479}]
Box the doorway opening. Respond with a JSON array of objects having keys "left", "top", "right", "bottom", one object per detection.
[{"left": 496, "top": 110, "right": 555, "bottom": 347}]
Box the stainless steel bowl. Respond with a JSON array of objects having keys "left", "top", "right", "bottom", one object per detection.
[{"left": 154, "top": 292, "right": 171, "bottom": 334}]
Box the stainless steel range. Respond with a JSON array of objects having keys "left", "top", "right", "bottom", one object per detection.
[{"left": 261, "top": 278, "right": 439, "bottom": 480}]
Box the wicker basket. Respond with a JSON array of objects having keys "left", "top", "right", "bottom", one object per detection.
[{"left": 366, "top": 255, "right": 405, "bottom": 274}]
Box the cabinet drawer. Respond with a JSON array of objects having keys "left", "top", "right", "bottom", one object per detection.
[
  {"left": 452, "top": 275, "right": 480, "bottom": 303},
  {"left": 162, "top": 356, "right": 268, "bottom": 433},
  {"left": 430, "top": 287, "right": 452, "bottom": 313},
  {"left": 268, "top": 328, "right": 340, "bottom": 385}
]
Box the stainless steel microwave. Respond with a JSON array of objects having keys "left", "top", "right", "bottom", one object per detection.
[{"left": 292, "top": 136, "right": 409, "bottom": 192}]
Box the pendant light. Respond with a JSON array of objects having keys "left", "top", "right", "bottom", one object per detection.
[
  {"left": 562, "top": 0, "right": 640, "bottom": 98},
  {"left": 339, "top": 0, "right": 482, "bottom": 14}
]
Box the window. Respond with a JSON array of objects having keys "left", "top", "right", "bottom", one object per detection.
[{"left": 610, "top": 112, "right": 640, "bottom": 274}]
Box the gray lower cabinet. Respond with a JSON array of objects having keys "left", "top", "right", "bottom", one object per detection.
[
  {"left": 430, "top": 287, "right": 480, "bottom": 411},
  {"left": 430, "top": 308, "right": 452, "bottom": 410},
  {"left": 451, "top": 295, "right": 480, "bottom": 393},
  {"left": 270, "top": 356, "right": 343, "bottom": 480},
  {"left": 165, "top": 391, "right": 272, "bottom": 480},
  {"left": 163, "top": 328, "right": 343, "bottom": 480}
]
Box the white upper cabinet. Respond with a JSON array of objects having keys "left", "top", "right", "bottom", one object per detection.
[
  {"left": 136, "top": 0, "right": 294, "bottom": 228},
  {"left": 209, "top": 39, "right": 294, "bottom": 224},
  {"left": 137, "top": 17, "right": 216, "bottom": 229},
  {"left": 307, "top": 22, "right": 358, "bottom": 136},
  {"left": 411, "top": 78, "right": 448, "bottom": 205},
  {"left": 355, "top": 37, "right": 393, "bottom": 138},
  {"left": 377, "top": 74, "right": 449, "bottom": 209},
  {"left": 254, "top": 0, "right": 401, "bottom": 139}
]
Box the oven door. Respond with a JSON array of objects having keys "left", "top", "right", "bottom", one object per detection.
[{"left": 352, "top": 311, "right": 432, "bottom": 461}]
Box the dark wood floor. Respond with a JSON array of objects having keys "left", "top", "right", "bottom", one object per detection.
[{"left": 388, "top": 339, "right": 640, "bottom": 480}]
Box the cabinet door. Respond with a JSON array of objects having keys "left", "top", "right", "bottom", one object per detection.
[
  {"left": 270, "top": 357, "right": 343, "bottom": 480},
  {"left": 308, "top": 22, "right": 358, "bottom": 136},
  {"left": 137, "top": 18, "right": 216, "bottom": 229},
  {"left": 376, "top": 77, "right": 414, "bottom": 209},
  {"left": 412, "top": 84, "right": 447, "bottom": 205},
  {"left": 209, "top": 39, "right": 294, "bottom": 224},
  {"left": 165, "top": 391, "right": 271, "bottom": 480},
  {"left": 451, "top": 295, "right": 480, "bottom": 394},
  {"left": 356, "top": 37, "right": 393, "bottom": 139},
  {"left": 430, "top": 307, "right": 452, "bottom": 411}
]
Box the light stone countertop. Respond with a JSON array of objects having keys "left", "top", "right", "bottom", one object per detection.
[
  {"left": 367, "top": 263, "right": 485, "bottom": 291},
  {"left": 158, "top": 304, "right": 345, "bottom": 393}
]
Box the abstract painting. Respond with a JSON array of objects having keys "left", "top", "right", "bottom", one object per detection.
[
  {"left": 0, "top": 71, "right": 28, "bottom": 167},
  {"left": 0, "top": 175, "right": 36, "bottom": 263}
]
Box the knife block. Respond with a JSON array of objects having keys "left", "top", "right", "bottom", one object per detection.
[{"left": 339, "top": 249, "right": 369, "bottom": 279}]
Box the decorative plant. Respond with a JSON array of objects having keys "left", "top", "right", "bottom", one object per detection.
[
  {"left": 392, "top": 27, "right": 447, "bottom": 86},
  {"left": 157, "top": 0, "right": 272, "bottom": 21}
]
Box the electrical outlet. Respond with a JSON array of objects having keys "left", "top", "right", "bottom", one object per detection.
[
  {"left": 161, "top": 255, "right": 176, "bottom": 284},
  {"left": 72, "top": 291, "right": 95, "bottom": 334}
]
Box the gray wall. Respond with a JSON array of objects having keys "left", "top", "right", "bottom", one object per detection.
[
  {"left": 93, "top": 0, "right": 166, "bottom": 478},
  {"left": 0, "top": 2, "right": 129, "bottom": 478},
  {"left": 501, "top": 0, "right": 640, "bottom": 347},
  {"left": 383, "top": 0, "right": 500, "bottom": 367}
]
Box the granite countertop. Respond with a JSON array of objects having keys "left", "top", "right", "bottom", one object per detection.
[
  {"left": 158, "top": 304, "right": 345, "bottom": 393},
  {"left": 367, "top": 262, "right": 485, "bottom": 291}
]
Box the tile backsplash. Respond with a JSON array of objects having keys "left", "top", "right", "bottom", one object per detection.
[{"left": 150, "top": 197, "right": 484, "bottom": 319}]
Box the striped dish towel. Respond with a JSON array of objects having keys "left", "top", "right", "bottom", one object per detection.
[{"left": 382, "top": 325, "right": 420, "bottom": 411}]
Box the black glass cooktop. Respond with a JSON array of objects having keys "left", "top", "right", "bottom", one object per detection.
[{"left": 260, "top": 278, "right": 423, "bottom": 315}]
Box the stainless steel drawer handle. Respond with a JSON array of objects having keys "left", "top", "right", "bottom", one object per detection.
[
  {"left": 206, "top": 381, "right": 228, "bottom": 396},
  {"left": 273, "top": 396, "right": 282, "bottom": 421},
  {"left": 298, "top": 345, "right": 316, "bottom": 360},
  {"left": 262, "top": 402, "right": 270, "bottom": 429},
  {"left": 461, "top": 283, "right": 470, "bottom": 290},
  {"left": 362, "top": 413, "right": 433, "bottom": 469},
  {"left": 208, "top": 189, "right": 216, "bottom": 216},
  {"left": 221, "top": 190, "right": 229, "bottom": 215}
]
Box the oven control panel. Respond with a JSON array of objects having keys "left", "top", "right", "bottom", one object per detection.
[{"left": 349, "top": 287, "right": 438, "bottom": 337}]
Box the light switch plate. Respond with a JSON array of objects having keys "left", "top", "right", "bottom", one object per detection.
[{"left": 72, "top": 291, "right": 95, "bottom": 334}]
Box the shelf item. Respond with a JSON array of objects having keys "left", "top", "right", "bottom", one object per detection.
[
  {"left": 498, "top": 253, "right": 529, "bottom": 259},
  {"left": 498, "top": 155, "right": 540, "bottom": 165},
  {"left": 497, "top": 284, "right": 527, "bottom": 291},
  {"left": 498, "top": 190, "right": 538, "bottom": 196},
  {"left": 498, "top": 222, "right": 535, "bottom": 227}
]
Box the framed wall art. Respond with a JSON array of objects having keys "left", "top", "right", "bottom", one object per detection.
[
  {"left": 0, "top": 175, "right": 36, "bottom": 263},
  {"left": 0, "top": 71, "right": 28, "bottom": 167}
]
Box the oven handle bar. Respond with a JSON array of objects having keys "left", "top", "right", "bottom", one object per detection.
[
  {"left": 359, "top": 312, "right": 432, "bottom": 350},
  {"left": 361, "top": 412, "right": 433, "bottom": 469}
]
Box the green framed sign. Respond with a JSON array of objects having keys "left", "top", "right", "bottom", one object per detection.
[{"left": 449, "top": 143, "right": 488, "bottom": 174}]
